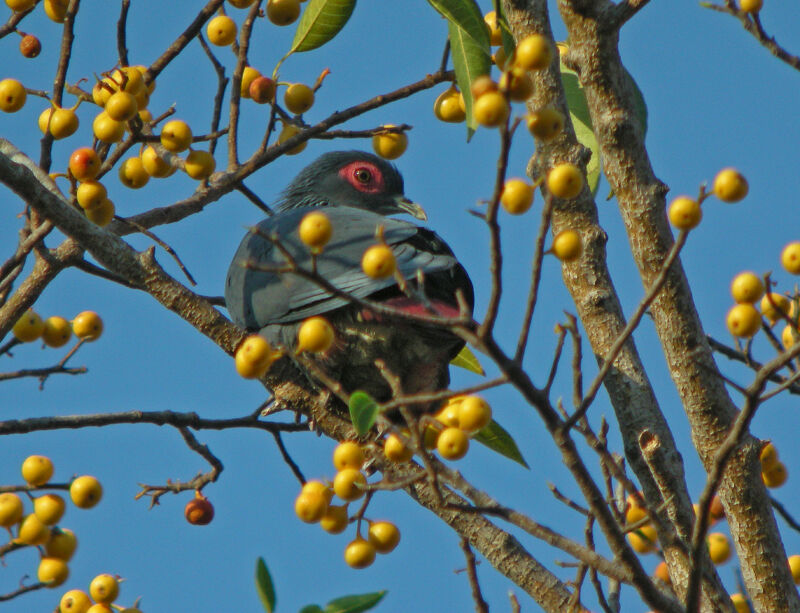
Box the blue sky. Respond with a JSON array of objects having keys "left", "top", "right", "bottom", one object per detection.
[{"left": 2, "top": 1, "right": 800, "bottom": 612}]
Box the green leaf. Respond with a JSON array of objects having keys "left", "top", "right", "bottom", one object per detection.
[
  {"left": 559, "top": 63, "right": 601, "bottom": 195},
  {"left": 299, "top": 607, "right": 325, "bottom": 613},
  {"left": 289, "top": 0, "right": 357, "bottom": 54},
  {"left": 255, "top": 557, "right": 277, "bottom": 613},
  {"left": 624, "top": 67, "right": 648, "bottom": 138},
  {"left": 473, "top": 420, "right": 529, "bottom": 468},
  {"left": 348, "top": 391, "right": 379, "bottom": 435},
  {"left": 450, "top": 345, "right": 485, "bottom": 375},
  {"left": 427, "top": 0, "right": 488, "bottom": 49},
  {"left": 447, "top": 18, "right": 491, "bottom": 139},
  {"left": 492, "top": 0, "right": 515, "bottom": 56},
  {"left": 324, "top": 591, "right": 387, "bottom": 613}
]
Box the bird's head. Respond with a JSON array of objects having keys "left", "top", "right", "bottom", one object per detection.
[{"left": 276, "top": 151, "right": 427, "bottom": 220}]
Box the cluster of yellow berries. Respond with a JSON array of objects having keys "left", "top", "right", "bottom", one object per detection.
[
  {"left": 722, "top": 256, "right": 800, "bottom": 344},
  {"left": 668, "top": 167, "right": 748, "bottom": 231},
  {"left": 11, "top": 309, "right": 103, "bottom": 346},
  {"left": 760, "top": 441, "right": 788, "bottom": 488},
  {"left": 58, "top": 574, "right": 141, "bottom": 613},
  {"left": 627, "top": 492, "right": 731, "bottom": 565},
  {"left": 294, "top": 442, "right": 401, "bottom": 569},
  {"left": 382, "top": 395, "right": 492, "bottom": 463},
  {"left": 0, "top": 455, "right": 102, "bottom": 590}
]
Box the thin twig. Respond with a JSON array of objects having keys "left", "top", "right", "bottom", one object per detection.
[
  {"left": 459, "top": 538, "right": 489, "bottom": 613},
  {"left": 272, "top": 431, "right": 305, "bottom": 485},
  {"left": 116, "top": 0, "right": 131, "bottom": 67},
  {"left": 115, "top": 218, "right": 197, "bottom": 286}
]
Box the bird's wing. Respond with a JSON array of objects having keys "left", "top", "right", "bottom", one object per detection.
[{"left": 225, "top": 206, "right": 463, "bottom": 328}]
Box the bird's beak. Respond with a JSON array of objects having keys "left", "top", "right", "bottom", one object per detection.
[{"left": 394, "top": 195, "right": 427, "bottom": 221}]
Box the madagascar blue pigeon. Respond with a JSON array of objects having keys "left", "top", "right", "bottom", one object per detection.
[{"left": 225, "top": 151, "right": 473, "bottom": 412}]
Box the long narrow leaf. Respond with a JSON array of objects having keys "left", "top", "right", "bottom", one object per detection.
[
  {"left": 560, "top": 62, "right": 601, "bottom": 195},
  {"left": 290, "top": 0, "right": 357, "bottom": 54},
  {"left": 427, "top": 0, "right": 488, "bottom": 49},
  {"left": 447, "top": 19, "right": 491, "bottom": 139},
  {"left": 325, "top": 591, "right": 387, "bottom": 613},
  {"left": 473, "top": 420, "right": 529, "bottom": 468},
  {"left": 255, "top": 557, "right": 276, "bottom": 613},
  {"left": 450, "top": 345, "right": 485, "bottom": 375}
]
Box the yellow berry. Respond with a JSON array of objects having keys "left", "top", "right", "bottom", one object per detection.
[
  {"left": 60, "top": 589, "right": 92, "bottom": 613},
  {"left": 344, "top": 537, "right": 376, "bottom": 569},
  {"left": 89, "top": 573, "right": 119, "bottom": 604},
  {"left": 76, "top": 180, "right": 107, "bottom": 210},
  {"left": 294, "top": 491, "right": 328, "bottom": 523},
  {"left": 301, "top": 480, "right": 334, "bottom": 503},
  {"left": 184, "top": 150, "right": 216, "bottom": 180},
  {"left": 726, "top": 303, "right": 761, "bottom": 338},
  {"left": 73, "top": 311, "right": 103, "bottom": 340},
  {"left": 546, "top": 163, "right": 584, "bottom": 199},
  {"left": 118, "top": 157, "right": 150, "bottom": 189},
  {"left": 0, "top": 493, "right": 24, "bottom": 527},
  {"left": 69, "top": 148, "right": 101, "bottom": 182},
  {"left": 333, "top": 441, "right": 364, "bottom": 471},
  {"left": 296, "top": 316, "right": 334, "bottom": 353},
  {"left": 207, "top": 14, "right": 237, "bottom": 46},
  {"left": 12, "top": 309, "right": 44, "bottom": 342},
  {"left": 760, "top": 441, "right": 778, "bottom": 472},
  {"left": 277, "top": 122, "right": 306, "bottom": 155},
  {"left": 235, "top": 334, "right": 278, "bottom": 379},
  {"left": 457, "top": 395, "right": 492, "bottom": 432},
  {"left": 782, "top": 324, "right": 799, "bottom": 350},
  {"left": 332, "top": 468, "right": 366, "bottom": 501},
  {"left": 653, "top": 560, "right": 670, "bottom": 584},
  {"left": 514, "top": 34, "right": 553, "bottom": 71},
  {"left": 668, "top": 196, "right": 702, "bottom": 230},
  {"left": 110, "top": 67, "right": 145, "bottom": 95},
  {"left": 527, "top": 108, "right": 564, "bottom": 141},
  {"left": 92, "top": 111, "right": 125, "bottom": 143},
  {"left": 91, "top": 79, "right": 115, "bottom": 107},
  {"left": 33, "top": 493, "right": 66, "bottom": 525},
  {"left": 362, "top": 244, "right": 396, "bottom": 279},
  {"left": 433, "top": 87, "right": 466, "bottom": 123},
  {"left": 706, "top": 532, "right": 732, "bottom": 565},
  {"left": 38, "top": 557, "right": 69, "bottom": 587},
  {"left": 437, "top": 426, "right": 469, "bottom": 460},
  {"left": 435, "top": 403, "right": 461, "bottom": 428},
  {"left": 626, "top": 523, "right": 658, "bottom": 554},
  {"left": 240, "top": 66, "right": 261, "bottom": 98},
  {"left": 104, "top": 91, "right": 138, "bottom": 122},
  {"left": 483, "top": 11, "right": 502, "bottom": 46},
  {"left": 473, "top": 91, "right": 509, "bottom": 128},
  {"left": 368, "top": 521, "right": 400, "bottom": 554},
  {"left": 15, "top": 513, "right": 51, "bottom": 545},
  {"left": 0, "top": 78, "right": 26, "bottom": 112},
  {"left": 781, "top": 242, "right": 800, "bottom": 274},
  {"left": 86, "top": 605, "right": 114, "bottom": 613},
  {"left": 730, "top": 271, "right": 764, "bottom": 304},
  {"left": 45, "top": 527, "right": 77, "bottom": 560},
  {"left": 48, "top": 107, "right": 79, "bottom": 140},
  {"left": 284, "top": 83, "right": 314, "bottom": 114},
  {"left": 141, "top": 146, "right": 174, "bottom": 178},
  {"left": 43, "top": 0, "right": 68, "bottom": 22},
  {"left": 85, "top": 199, "right": 115, "bottom": 227},
  {"left": 763, "top": 461, "right": 788, "bottom": 488},
  {"left": 739, "top": 0, "right": 762, "bottom": 13},
  {"left": 69, "top": 475, "right": 103, "bottom": 508},
  {"left": 470, "top": 75, "right": 498, "bottom": 100},
  {"left": 267, "top": 0, "right": 301, "bottom": 25},
  {"left": 625, "top": 504, "right": 648, "bottom": 525},
  {"left": 760, "top": 293, "right": 791, "bottom": 325},
  {"left": 160, "top": 119, "right": 193, "bottom": 153},
  {"left": 229, "top": 0, "right": 256, "bottom": 6},
  {"left": 713, "top": 168, "right": 748, "bottom": 202},
  {"left": 730, "top": 594, "right": 749, "bottom": 613},
  {"left": 5, "top": 0, "right": 36, "bottom": 10},
  {"left": 22, "top": 454, "right": 53, "bottom": 485},
  {"left": 298, "top": 211, "right": 332, "bottom": 250},
  {"left": 384, "top": 433, "right": 413, "bottom": 463},
  {"left": 551, "top": 229, "right": 583, "bottom": 262},
  {"left": 500, "top": 179, "right": 534, "bottom": 215},
  {"left": 789, "top": 555, "right": 800, "bottom": 584},
  {"left": 320, "top": 504, "right": 348, "bottom": 534},
  {"left": 498, "top": 69, "right": 533, "bottom": 102},
  {"left": 372, "top": 126, "right": 408, "bottom": 160}
]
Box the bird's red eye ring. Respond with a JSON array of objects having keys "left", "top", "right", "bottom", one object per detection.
[{"left": 354, "top": 168, "right": 372, "bottom": 184}]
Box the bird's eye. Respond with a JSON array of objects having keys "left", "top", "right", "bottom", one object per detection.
[{"left": 354, "top": 168, "right": 372, "bottom": 184}]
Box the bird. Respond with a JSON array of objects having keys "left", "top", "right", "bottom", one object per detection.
[{"left": 225, "top": 150, "right": 474, "bottom": 415}]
